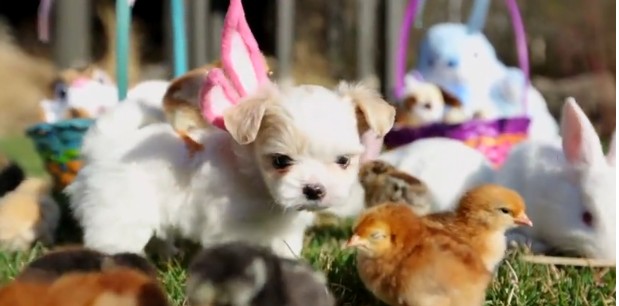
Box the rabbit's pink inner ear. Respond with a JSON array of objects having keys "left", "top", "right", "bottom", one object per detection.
[
  {"left": 606, "top": 131, "right": 616, "bottom": 166},
  {"left": 200, "top": 69, "right": 240, "bottom": 130},
  {"left": 561, "top": 97, "right": 605, "bottom": 166},
  {"left": 221, "top": 0, "right": 269, "bottom": 97}
]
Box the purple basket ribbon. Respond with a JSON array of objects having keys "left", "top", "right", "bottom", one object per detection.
[{"left": 384, "top": 117, "right": 531, "bottom": 149}]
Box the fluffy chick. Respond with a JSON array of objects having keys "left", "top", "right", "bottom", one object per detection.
[
  {"left": 0, "top": 268, "right": 167, "bottom": 306},
  {"left": 427, "top": 184, "right": 532, "bottom": 272},
  {"left": 346, "top": 203, "right": 491, "bottom": 306},
  {"left": 163, "top": 57, "right": 272, "bottom": 157},
  {"left": 278, "top": 258, "right": 336, "bottom": 306},
  {"left": 359, "top": 160, "right": 433, "bottom": 215},
  {"left": 187, "top": 241, "right": 334, "bottom": 306},
  {"left": 0, "top": 280, "right": 48, "bottom": 306},
  {"left": 0, "top": 156, "right": 25, "bottom": 197},
  {"left": 44, "top": 268, "right": 169, "bottom": 306},
  {"left": 0, "top": 178, "right": 59, "bottom": 252},
  {"left": 16, "top": 246, "right": 158, "bottom": 284}
]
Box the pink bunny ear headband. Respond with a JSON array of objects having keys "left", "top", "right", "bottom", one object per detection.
[{"left": 200, "top": 0, "right": 272, "bottom": 131}]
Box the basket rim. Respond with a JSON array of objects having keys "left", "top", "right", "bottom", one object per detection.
[
  {"left": 25, "top": 118, "right": 95, "bottom": 134},
  {"left": 384, "top": 116, "right": 531, "bottom": 148},
  {"left": 391, "top": 116, "right": 530, "bottom": 131}
]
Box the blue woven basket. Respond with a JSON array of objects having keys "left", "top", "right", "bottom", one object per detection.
[
  {"left": 28, "top": 0, "right": 188, "bottom": 191},
  {"left": 25, "top": 118, "right": 94, "bottom": 191}
]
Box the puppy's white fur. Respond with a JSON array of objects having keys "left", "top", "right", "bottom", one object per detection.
[{"left": 67, "top": 82, "right": 394, "bottom": 258}]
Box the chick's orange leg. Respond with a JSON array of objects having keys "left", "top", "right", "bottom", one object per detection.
[{"left": 177, "top": 130, "right": 204, "bottom": 158}]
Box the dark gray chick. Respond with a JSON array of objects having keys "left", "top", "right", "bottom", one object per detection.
[{"left": 187, "top": 241, "right": 334, "bottom": 306}]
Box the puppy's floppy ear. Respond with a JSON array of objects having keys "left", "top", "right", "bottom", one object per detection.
[
  {"left": 223, "top": 88, "right": 276, "bottom": 145},
  {"left": 438, "top": 86, "right": 462, "bottom": 107},
  {"left": 337, "top": 81, "right": 396, "bottom": 137}
]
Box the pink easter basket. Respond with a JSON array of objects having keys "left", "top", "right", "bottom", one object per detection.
[{"left": 375, "top": 0, "right": 532, "bottom": 168}]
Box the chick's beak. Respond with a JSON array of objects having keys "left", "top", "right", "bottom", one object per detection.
[
  {"left": 343, "top": 234, "right": 365, "bottom": 249},
  {"left": 514, "top": 213, "right": 533, "bottom": 227}
]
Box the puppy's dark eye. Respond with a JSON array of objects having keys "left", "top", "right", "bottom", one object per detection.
[
  {"left": 336, "top": 156, "right": 350, "bottom": 169},
  {"left": 499, "top": 208, "right": 511, "bottom": 214},
  {"left": 271, "top": 154, "right": 294, "bottom": 170}
]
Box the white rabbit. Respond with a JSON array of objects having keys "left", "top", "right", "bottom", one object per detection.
[
  {"left": 379, "top": 137, "right": 495, "bottom": 212},
  {"left": 495, "top": 97, "right": 616, "bottom": 260}
]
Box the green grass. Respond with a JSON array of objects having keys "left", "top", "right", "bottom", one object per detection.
[
  {"left": 0, "top": 135, "right": 45, "bottom": 177},
  {"left": 0, "top": 225, "right": 615, "bottom": 306},
  {"left": 0, "top": 136, "right": 616, "bottom": 306}
]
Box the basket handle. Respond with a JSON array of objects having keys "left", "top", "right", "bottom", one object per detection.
[
  {"left": 116, "top": 0, "right": 132, "bottom": 101},
  {"left": 394, "top": 0, "right": 530, "bottom": 111},
  {"left": 394, "top": 0, "right": 420, "bottom": 100},
  {"left": 505, "top": 0, "right": 529, "bottom": 112},
  {"left": 37, "top": 0, "right": 53, "bottom": 42},
  {"left": 170, "top": 0, "right": 188, "bottom": 78},
  {"left": 37, "top": 0, "right": 133, "bottom": 101}
]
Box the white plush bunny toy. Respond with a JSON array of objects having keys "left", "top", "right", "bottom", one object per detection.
[
  {"left": 496, "top": 97, "right": 616, "bottom": 260},
  {"left": 39, "top": 68, "right": 119, "bottom": 123},
  {"left": 414, "top": 0, "right": 559, "bottom": 141}
]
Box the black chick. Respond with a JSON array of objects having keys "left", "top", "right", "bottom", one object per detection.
[{"left": 187, "top": 241, "right": 334, "bottom": 306}]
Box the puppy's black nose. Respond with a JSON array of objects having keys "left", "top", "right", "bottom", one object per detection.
[{"left": 302, "top": 184, "right": 326, "bottom": 201}]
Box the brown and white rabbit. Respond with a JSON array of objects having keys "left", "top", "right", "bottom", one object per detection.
[
  {"left": 395, "top": 74, "right": 467, "bottom": 127},
  {"left": 496, "top": 97, "right": 616, "bottom": 260}
]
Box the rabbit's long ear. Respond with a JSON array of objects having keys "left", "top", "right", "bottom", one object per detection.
[
  {"left": 466, "top": 0, "right": 491, "bottom": 33},
  {"left": 220, "top": 0, "right": 270, "bottom": 97},
  {"left": 606, "top": 131, "right": 616, "bottom": 166},
  {"left": 561, "top": 97, "right": 606, "bottom": 167},
  {"left": 200, "top": 68, "right": 241, "bottom": 130}
]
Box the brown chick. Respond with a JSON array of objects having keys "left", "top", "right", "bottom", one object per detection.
[
  {"left": 163, "top": 57, "right": 273, "bottom": 157},
  {"left": 0, "top": 268, "right": 168, "bottom": 306},
  {"left": 359, "top": 160, "right": 433, "bottom": 215},
  {"left": 16, "top": 246, "right": 158, "bottom": 284},
  {"left": 346, "top": 203, "right": 491, "bottom": 306},
  {"left": 162, "top": 62, "right": 220, "bottom": 157},
  {"left": 0, "top": 280, "right": 48, "bottom": 306},
  {"left": 43, "top": 268, "right": 170, "bottom": 306},
  {"left": 427, "top": 184, "right": 532, "bottom": 272}
]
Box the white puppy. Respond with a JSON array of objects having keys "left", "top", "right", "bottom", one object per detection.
[{"left": 66, "top": 81, "right": 395, "bottom": 259}]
